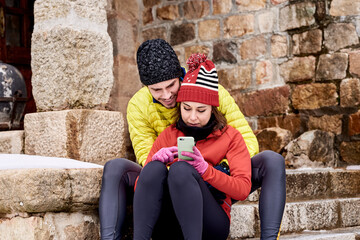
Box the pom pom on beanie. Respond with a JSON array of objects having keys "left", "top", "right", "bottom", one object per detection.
[{"left": 177, "top": 53, "right": 219, "bottom": 106}]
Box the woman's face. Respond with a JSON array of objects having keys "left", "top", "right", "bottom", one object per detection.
[{"left": 180, "top": 101, "right": 212, "bottom": 127}]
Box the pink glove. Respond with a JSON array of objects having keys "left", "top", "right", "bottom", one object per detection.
[
  {"left": 152, "top": 146, "right": 178, "bottom": 164},
  {"left": 179, "top": 146, "right": 208, "bottom": 176}
]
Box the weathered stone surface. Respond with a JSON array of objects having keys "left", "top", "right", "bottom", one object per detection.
[
  {"left": 240, "top": 35, "right": 266, "bottom": 60},
  {"left": 44, "top": 212, "right": 100, "bottom": 239},
  {"left": 229, "top": 196, "right": 360, "bottom": 237},
  {"left": 24, "top": 110, "right": 125, "bottom": 165},
  {"left": 271, "top": 0, "right": 288, "bottom": 5},
  {"left": 213, "top": 0, "right": 232, "bottom": 15},
  {"left": 198, "top": 19, "right": 220, "bottom": 41},
  {"left": 170, "top": 23, "right": 195, "bottom": 46},
  {"left": 292, "top": 83, "right": 338, "bottom": 110},
  {"left": 308, "top": 115, "right": 342, "bottom": 135},
  {"left": 183, "top": 1, "right": 210, "bottom": 19},
  {"left": 340, "top": 78, "right": 360, "bottom": 107},
  {"left": 218, "top": 65, "right": 252, "bottom": 91},
  {"left": 258, "top": 114, "right": 301, "bottom": 136},
  {"left": 143, "top": 0, "right": 161, "bottom": 8},
  {"left": 271, "top": 35, "right": 288, "bottom": 58},
  {"left": 235, "top": 86, "right": 290, "bottom": 116},
  {"left": 340, "top": 141, "right": 360, "bottom": 165},
  {"left": 31, "top": 28, "right": 113, "bottom": 111},
  {"left": 286, "top": 169, "right": 359, "bottom": 200},
  {"left": 285, "top": 170, "right": 330, "bottom": 201},
  {"left": 0, "top": 130, "right": 24, "bottom": 154},
  {"left": 330, "top": 0, "right": 360, "bottom": 17},
  {"left": 213, "top": 41, "right": 237, "bottom": 64},
  {"left": 349, "top": 51, "right": 360, "bottom": 77},
  {"left": 255, "top": 127, "right": 292, "bottom": 153},
  {"left": 108, "top": 18, "right": 136, "bottom": 58},
  {"left": 108, "top": 0, "right": 139, "bottom": 23},
  {"left": 224, "top": 15, "right": 254, "bottom": 38},
  {"left": 184, "top": 45, "right": 210, "bottom": 62},
  {"left": 279, "top": 2, "right": 316, "bottom": 31},
  {"left": 142, "top": 7, "right": 153, "bottom": 25},
  {"left": 324, "top": 23, "right": 359, "bottom": 52},
  {"left": 285, "top": 130, "right": 335, "bottom": 168},
  {"left": 156, "top": 4, "right": 179, "bottom": 20},
  {"left": 339, "top": 198, "right": 360, "bottom": 227},
  {"left": 255, "top": 60, "right": 273, "bottom": 85},
  {"left": 0, "top": 216, "right": 51, "bottom": 240},
  {"left": 236, "top": 0, "right": 266, "bottom": 11},
  {"left": 229, "top": 204, "right": 257, "bottom": 239},
  {"left": 292, "top": 29, "right": 322, "bottom": 55},
  {"left": 349, "top": 110, "right": 360, "bottom": 136},
  {"left": 108, "top": 55, "right": 142, "bottom": 113},
  {"left": 0, "top": 167, "right": 102, "bottom": 213},
  {"left": 330, "top": 170, "right": 360, "bottom": 197},
  {"left": 281, "top": 200, "right": 338, "bottom": 232},
  {"left": 316, "top": 53, "right": 348, "bottom": 80},
  {"left": 35, "top": 0, "right": 107, "bottom": 24},
  {"left": 280, "top": 56, "right": 316, "bottom": 83},
  {"left": 0, "top": 212, "right": 100, "bottom": 240},
  {"left": 142, "top": 27, "right": 167, "bottom": 41},
  {"left": 32, "top": 0, "right": 113, "bottom": 111},
  {"left": 258, "top": 10, "right": 274, "bottom": 33}
]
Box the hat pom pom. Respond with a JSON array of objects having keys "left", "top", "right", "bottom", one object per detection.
[{"left": 186, "top": 53, "right": 207, "bottom": 73}]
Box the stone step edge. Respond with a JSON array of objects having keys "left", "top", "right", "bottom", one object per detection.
[
  {"left": 240, "top": 226, "right": 360, "bottom": 240},
  {"left": 245, "top": 167, "right": 360, "bottom": 202},
  {"left": 229, "top": 197, "right": 360, "bottom": 239}
]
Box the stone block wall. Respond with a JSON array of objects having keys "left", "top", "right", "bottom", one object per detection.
[{"left": 134, "top": 0, "right": 360, "bottom": 166}]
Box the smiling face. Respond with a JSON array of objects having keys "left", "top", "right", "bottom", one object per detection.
[
  {"left": 148, "top": 78, "right": 181, "bottom": 109},
  {"left": 180, "top": 101, "right": 212, "bottom": 127}
]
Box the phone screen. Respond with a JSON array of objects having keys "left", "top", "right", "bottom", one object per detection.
[{"left": 177, "top": 136, "right": 195, "bottom": 160}]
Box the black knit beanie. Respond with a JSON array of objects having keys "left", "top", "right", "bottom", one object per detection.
[{"left": 137, "top": 39, "right": 183, "bottom": 86}]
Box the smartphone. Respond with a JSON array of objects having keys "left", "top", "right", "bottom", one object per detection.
[{"left": 177, "top": 136, "right": 195, "bottom": 160}]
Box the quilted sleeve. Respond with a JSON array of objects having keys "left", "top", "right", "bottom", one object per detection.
[{"left": 127, "top": 89, "right": 158, "bottom": 166}]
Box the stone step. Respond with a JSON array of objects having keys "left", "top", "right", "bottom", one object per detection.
[
  {"left": 242, "top": 226, "right": 360, "bottom": 240},
  {"left": 246, "top": 166, "right": 360, "bottom": 203},
  {"left": 0, "top": 154, "right": 103, "bottom": 240},
  {"left": 229, "top": 197, "right": 360, "bottom": 239}
]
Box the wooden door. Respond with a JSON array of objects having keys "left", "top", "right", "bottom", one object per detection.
[{"left": 0, "top": 0, "right": 36, "bottom": 117}]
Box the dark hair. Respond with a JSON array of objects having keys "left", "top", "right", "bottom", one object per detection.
[
  {"left": 173, "top": 104, "right": 227, "bottom": 131},
  {"left": 212, "top": 106, "right": 227, "bottom": 131}
]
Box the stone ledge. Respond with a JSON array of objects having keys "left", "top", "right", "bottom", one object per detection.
[
  {"left": 0, "top": 211, "right": 99, "bottom": 240},
  {"left": 230, "top": 197, "right": 360, "bottom": 239},
  {"left": 241, "top": 226, "right": 360, "bottom": 240},
  {"left": 0, "top": 131, "right": 24, "bottom": 154},
  {"left": 245, "top": 167, "right": 360, "bottom": 202},
  {"left": 0, "top": 154, "right": 103, "bottom": 213},
  {"left": 24, "top": 110, "right": 126, "bottom": 165}
]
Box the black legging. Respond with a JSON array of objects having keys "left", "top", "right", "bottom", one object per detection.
[
  {"left": 99, "top": 150, "right": 286, "bottom": 240},
  {"left": 133, "top": 161, "right": 230, "bottom": 240}
]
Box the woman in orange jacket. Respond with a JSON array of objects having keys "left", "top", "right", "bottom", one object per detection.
[{"left": 133, "top": 54, "right": 252, "bottom": 240}]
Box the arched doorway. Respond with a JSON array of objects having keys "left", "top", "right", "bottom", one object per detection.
[{"left": 0, "top": 0, "right": 36, "bottom": 117}]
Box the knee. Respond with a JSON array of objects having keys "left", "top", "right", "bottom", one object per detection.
[
  {"left": 138, "top": 161, "right": 168, "bottom": 184},
  {"left": 258, "top": 150, "right": 285, "bottom": 173},
  {"left": 102, "top": 158, "right": 131, "bottom": 179},
  {"left": 168, "top": 161, "right": 195, "bottom": 186}
]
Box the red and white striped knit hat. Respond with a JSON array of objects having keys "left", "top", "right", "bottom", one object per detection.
[{"left": 177, "top": 53, "right": 219, "bottom": 106}]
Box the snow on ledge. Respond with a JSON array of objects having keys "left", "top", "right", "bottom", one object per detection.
[{"left": 0, "top": 154, "right": 103, "bottom": 170}]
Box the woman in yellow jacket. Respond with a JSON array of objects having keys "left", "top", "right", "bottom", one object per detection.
[{"left": 99, "top": 39, "right": 286, "bottom": 240}]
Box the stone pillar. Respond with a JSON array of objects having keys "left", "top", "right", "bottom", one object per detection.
[
  {"left": 31, "top": 0, "right": 113, "bottom": 111},
  {"left": 27, "top": 0, "right": 126, "bottom": 165}
]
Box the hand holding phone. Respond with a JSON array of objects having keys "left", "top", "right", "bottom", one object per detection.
[{"left": 177, "top": 136, "right": 195, "bottom": 160}]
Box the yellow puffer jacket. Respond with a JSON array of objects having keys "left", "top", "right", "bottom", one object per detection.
[{"left": 127, "top": 84, "right": 259, "bottom": 166}]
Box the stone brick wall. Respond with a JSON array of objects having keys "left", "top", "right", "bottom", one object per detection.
[{"left": 134, "top": 0, "right": 360, "bottom": 166}]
